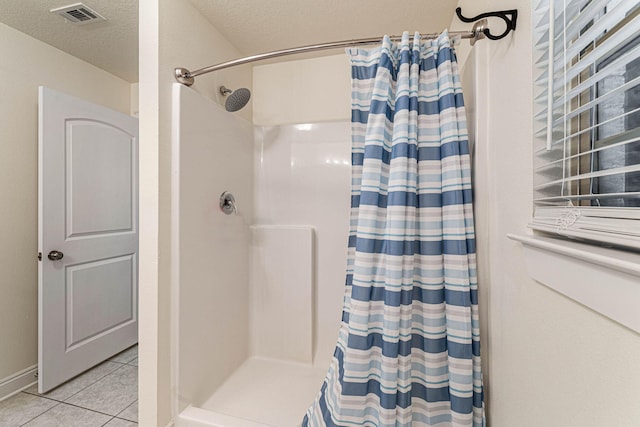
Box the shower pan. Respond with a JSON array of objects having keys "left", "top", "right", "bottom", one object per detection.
[{"left": 171, "top": 83, "right": 351, "bottom": 427}]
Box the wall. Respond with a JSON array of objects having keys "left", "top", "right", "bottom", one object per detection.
[
  {"left": 0, "top": 22, "right": 131, "bottom": 392},
  {"left": 174, "top": 84, "right": 254, "bottom": 410},
  {"left": 131, "top": 83, "right": 140, "bottom": 117},
  {"left": 452, "top": 1, "right": 640, "bottom": 425},
  {"left": 253, "top": 122, "right": 351, "bottom": 365},
  {"left": 253, "top": 55, "right": 352, "bottom": 366},
  {"left": 138, "top": 0, "right": 253, "bottom": 425},
  {"left": 253, "top": 54, "right": 351, "bottom": 126}
]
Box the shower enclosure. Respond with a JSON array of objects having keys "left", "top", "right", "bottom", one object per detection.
[{"left": 171, "top": 79, "right": 352, "bottom": 426}]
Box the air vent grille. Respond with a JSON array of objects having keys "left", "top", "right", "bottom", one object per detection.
[{"left": 50, "top": 3, "right": 106, "bottom": 25}]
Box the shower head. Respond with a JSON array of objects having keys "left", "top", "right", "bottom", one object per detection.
[{"left": 219, "top": 86, "right": 251, "bottom": 112}]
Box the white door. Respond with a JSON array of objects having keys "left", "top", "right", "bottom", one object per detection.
[{"left": 38, "top": 87, "right": 139, "bottom": 393}]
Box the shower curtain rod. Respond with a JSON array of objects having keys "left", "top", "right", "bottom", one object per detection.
[{"left": 175, "top": 19, "right": 490, "bottom": 87}]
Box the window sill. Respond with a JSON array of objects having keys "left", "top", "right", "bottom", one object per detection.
[{"left": 507, "top": 233, "right": 640, "bottom": 333}]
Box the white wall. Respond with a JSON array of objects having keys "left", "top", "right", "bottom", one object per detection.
[
  {"left": 253, "top": 122, "right": 351, "bottom": 365},
  {"left": 138, "top": 0, "right": 252, "bottom": 425},
  {"left": 252, "top": 55, "right": 354, "bottom": 366},
  {"left": 0, "top": 22, "right": 131, "bottom": 389},
  {"left": 253, "top": 54, "right": 351, "bottom": 126},
  {"left": 174, "top": 84, "right": 254, "bottom": 410},
  {"left": 452, "top": 1, "right": 640, "bottom": 425}
]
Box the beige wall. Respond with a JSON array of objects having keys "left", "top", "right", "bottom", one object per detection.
[
  {"left": 253, "top": 54, "right": 351, "bottom": 125},
  {"left": 138, "top": 0, "right": 252, "bottom": 425},
  {"left": 453, "top": 1, "right": 640, "bottom": 425},
  {"left": 130, "top": 83, "right": 140, "bottom": 117},
  {"left": 0, "top": 22, "right": 131, "bottom": 385}
]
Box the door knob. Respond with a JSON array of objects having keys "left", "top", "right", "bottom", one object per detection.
[{"left": 47, "top": 250, "right": 64, "bottom": 261}]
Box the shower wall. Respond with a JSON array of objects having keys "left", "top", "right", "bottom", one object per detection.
[
  {"left": 252, "top": 122, "right": 351, "bottom": 363},
  {"left": 252, "top": 55, "right": 351, "bottom": 126},
  {"left": 173, "top": 83, "right": 254, "bottom": 411},
  {"left": 252, "top": 54, "right": 353, "bottom": 364},
  {"left": 142, "top": 1, "right": 254, "bottom": 424},
  {"left": 173, "top": 54, "right": 354, "bottom": 423}
]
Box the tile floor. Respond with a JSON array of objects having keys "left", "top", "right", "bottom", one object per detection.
[{"left": 0, "top": 345, "right": 138, "bottom": 427}]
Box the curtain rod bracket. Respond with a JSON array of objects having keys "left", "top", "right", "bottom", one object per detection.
[
  {"left": 456, "top": 7, "right": 518, "bottom": 41},
  {"left": 469, "top": 19, "right": 488, "bottom": 46},
  {"left": 175, "top": 68, "right": 194, "bottom": 87}
]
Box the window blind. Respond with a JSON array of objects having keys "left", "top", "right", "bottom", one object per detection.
[{"left": 532, "top": 0, "right": 640, "bottom": 248}]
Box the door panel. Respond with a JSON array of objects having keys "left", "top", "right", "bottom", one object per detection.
[
  {"left": 38, "top": 87, "right": 138, "bottom": 393},
  {"left": 66, "top": 120, "right": 134, "bottom": 236},
  {"left": 66, "top": 254, "right": 136, "bottom": 349}
]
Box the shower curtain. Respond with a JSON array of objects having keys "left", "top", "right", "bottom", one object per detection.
[{"left": 303, "top": 31, "right": 484, "bottom": 427}]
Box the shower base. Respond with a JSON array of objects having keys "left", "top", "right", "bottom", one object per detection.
[{"left": 177, "top": 357, "right": 326, "bottom": 427}]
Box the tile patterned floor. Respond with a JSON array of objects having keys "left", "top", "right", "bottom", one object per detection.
[{"left": 0, "top": 345, "right": 138, "bottom": 427}]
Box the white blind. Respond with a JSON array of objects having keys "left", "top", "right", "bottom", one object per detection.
[{"left": 532, "top": 0, "right": 640, "bottom": 248}]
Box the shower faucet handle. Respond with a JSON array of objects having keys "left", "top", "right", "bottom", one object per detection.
[{"left": 219, "top": 191, "right": 237, "bottom": 215}]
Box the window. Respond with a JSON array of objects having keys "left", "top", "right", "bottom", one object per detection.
[{"left": 532, "top": 0, "right": 640, "bottom": 249}]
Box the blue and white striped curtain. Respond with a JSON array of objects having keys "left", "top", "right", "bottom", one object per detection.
[{"left": 303, "top": 31, "right": 484, "bottom": 427}]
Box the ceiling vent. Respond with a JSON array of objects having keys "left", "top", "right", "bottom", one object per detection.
[{"left": 50, "top": 3, "right": 106, "bottom": 25}]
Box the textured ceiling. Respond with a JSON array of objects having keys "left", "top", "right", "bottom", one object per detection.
[
  {"left": 0, "top": 0, "right": 138, "bottom": 82},
  {"left": 188, "top": 0, "right": 459, "bottom": 56},
  {"left": 0, "top": 0, "right": 460, "bottom": 83}
]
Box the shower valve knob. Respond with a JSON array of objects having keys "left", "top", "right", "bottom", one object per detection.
[{"left": 219, "top": 191, "right": 237, "bottom": 215}]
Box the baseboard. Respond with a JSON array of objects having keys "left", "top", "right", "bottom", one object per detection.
[{"left": 0, "top": 365, "right": 38, "bottom": 401}]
